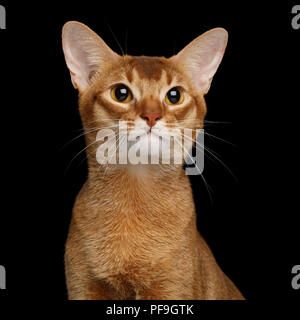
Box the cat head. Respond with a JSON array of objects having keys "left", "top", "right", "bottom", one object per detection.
[{"left": 62, "top": 21, "right": 227, "bottom": 169}]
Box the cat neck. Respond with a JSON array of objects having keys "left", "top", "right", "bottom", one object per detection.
[
  {"left": 82, "top": 163, "right": 195, "bottom": 229},
  {"left": 88, "top": 163, "right": 184, "bottom": 184},
  {"left": 85, "top": 163, "right": 194, "bottom": 221}
]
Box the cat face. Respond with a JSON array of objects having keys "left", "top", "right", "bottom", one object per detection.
[{"left": 62, "top": 22, "right": 227, "bottom": 166}]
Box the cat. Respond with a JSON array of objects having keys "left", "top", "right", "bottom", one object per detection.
[{"left": 62, "top": 21, "right": 244, "bottom": 300}]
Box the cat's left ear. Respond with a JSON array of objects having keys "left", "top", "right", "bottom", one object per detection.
[{"left": 170, "top": 28, "right": 228, "bottom": 94}]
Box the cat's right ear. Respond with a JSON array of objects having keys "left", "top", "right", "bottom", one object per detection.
[{"left": 62, "top": 21, "right": 119, "bottom": 91}]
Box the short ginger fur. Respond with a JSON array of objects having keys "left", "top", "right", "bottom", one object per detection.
[{"left": 63, "top": 22, "right": 244, "bottom": 300}]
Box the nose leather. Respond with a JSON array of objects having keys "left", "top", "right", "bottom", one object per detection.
[{"left": 140, "top": 112, "right": 162, "bottom": 128}]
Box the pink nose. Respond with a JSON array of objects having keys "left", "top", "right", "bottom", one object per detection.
[{"left": 140, "top": 112, "right": 162, "bottom": 128}]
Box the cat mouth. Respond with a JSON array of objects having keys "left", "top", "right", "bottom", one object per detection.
[
  {"left": 147, "top": 127, "right": 163, "bottom": 136},
  {"left": 127, "top": 127, "right": 167, "bottom": 143}
]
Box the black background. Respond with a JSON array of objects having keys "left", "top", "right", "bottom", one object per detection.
[{"left": 0, "top": 0, "right": 299, "bottom": 313}]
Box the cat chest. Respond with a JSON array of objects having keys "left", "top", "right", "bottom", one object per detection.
[{"left": 90, "top": 213, "right": 172, "bottom": 278}]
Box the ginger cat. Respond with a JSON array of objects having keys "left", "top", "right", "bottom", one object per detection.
[{"left": 62, "top": 21, "right": 244, "bottom": 300}]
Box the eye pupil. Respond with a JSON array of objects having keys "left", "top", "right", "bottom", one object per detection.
[
  {"left": 167, "top": 88, "right": 181, "bottom": 104},
  {"left": 115, "top": 86, "right": 129, "bottom": 102}
]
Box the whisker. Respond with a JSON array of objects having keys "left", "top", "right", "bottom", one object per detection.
[
  {"left": 102, "top": 135, "right": 126, "bottom": 177},
  {"left": 75, "top": 124, "right": 124, "bottom": 133},
  {"left": 83, "top": 125, "right": 121, "bottom": 131},
  {"left": 60, "top": 126, "right": 119, "bottom": 151},
  {"left": 177, "top": 134, "right": 218, "bottom": 166},
  {"left": 82, "top": 119, "right": 134, "bottom": 126},
  {"left": 103, "top": 134, "right": 122, "bottom": 175},
  {"left": 125, "top": 28, "right": 128, "bottom": 56},
  {"left": 203, "top": 131, "right": 237, "bottom": 147},
  {"left": 175, "top": 126, "right": 203, "bottom": 131},
  {"left": 64, "top": 131, "right": 117, "bottom": 175},
  {"left": 174, "top": 119, "right": 232, "bottom": 125},
  {"left": 64, "top": 140, "right": 99, "bottom": 175},
  {"left": 175, "top": 137, "right": 213, "bottom": 203},
  {"left": 203, "top": 120, "right": 232, "bottom": 124},
  {"left": 107, "top": 23, "right": 125, "bottom": 56},
  {"left": 175, "top": 126, "right": 236, "bottom": 147},
  {"left": 182, "top": 134, "right": 237, "bottom": 182}
]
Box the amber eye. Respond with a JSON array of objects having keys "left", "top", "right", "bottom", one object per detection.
[
  {"left": 111, "top": 84, "right": 132, "bottom": 103},
  {"left": 165, "top": 87, "right": 184, "bottom": 105}
]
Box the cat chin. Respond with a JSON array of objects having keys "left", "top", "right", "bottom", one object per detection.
[{"left": 127, "top": 132, "right": 172, "bottom": 162}]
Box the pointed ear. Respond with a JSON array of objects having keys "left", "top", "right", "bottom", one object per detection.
[
  {"left": 62, "top": 21, "right": 119, "bottom": 91},
  {"left": 170, "top": 28, "right": 228, "bottom": 94}
]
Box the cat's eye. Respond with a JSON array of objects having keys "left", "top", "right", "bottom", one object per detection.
[
  {"left": 165, "top": 87, "right": 184, "bottom": 105},
  {"left": 111, "top": 84, "right": 132, "bottom": 103}
]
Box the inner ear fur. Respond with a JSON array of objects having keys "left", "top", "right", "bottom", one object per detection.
[
  {"left": 170, "top": 28, "right": 228, "bottom": 94},
  {"left": 62, "top": 21, "right": 119, "bottom": 91}
]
